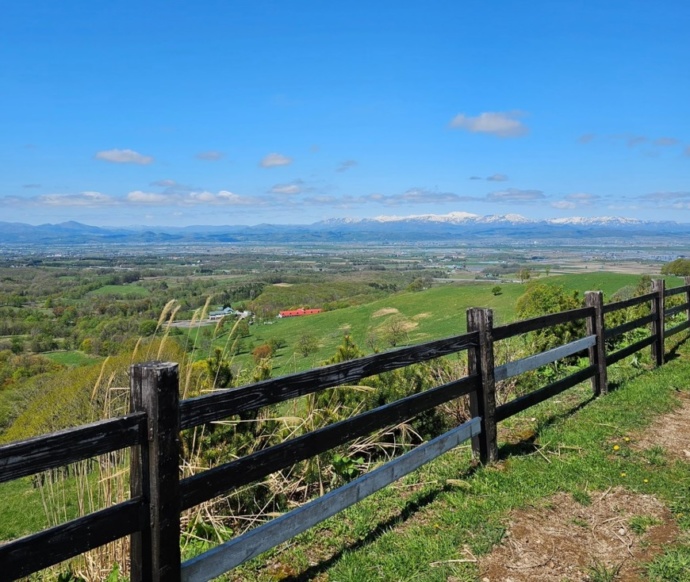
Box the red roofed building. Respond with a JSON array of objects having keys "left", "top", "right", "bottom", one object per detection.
[{"left": 278, "top": 308, "right": 323, "bottom": 318}]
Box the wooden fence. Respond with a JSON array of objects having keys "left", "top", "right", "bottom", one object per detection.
[{"left": 2, "top": 278, "right": 690, "bottom": 581}]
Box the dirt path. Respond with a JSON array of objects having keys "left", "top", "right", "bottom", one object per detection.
[{"left": 477, "top": 393, "right": 690, "bottom": 581}]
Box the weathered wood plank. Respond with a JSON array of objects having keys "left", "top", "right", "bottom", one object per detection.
[
  {"left": 603, "top": 313, "right": 655, "bottom": 341},
  {"left": 605, "top": 335, "right": 655, "bottom": 366},
  {"left": 0, "top": 498, "right": 145, "bottom": 581},
  {"left": 664, "top": 302, "right": 690, "bottom": 317},
  {"left": 0, "top": 413, "right": 146, "bottom": 484},
  {"left": 651, "top": 280, "right": 665, "bottom": 366},
  {"left": 181, "top": 418, "right": 481, "bottom": 582},
  {"left": 130, "top": 362, "right": 182, "bottom": 582},
  {"left": 664, "top": 319, "right": 690, "bottom": 338},
  {"left": 664, "top": 285, "right": 690, "bottom": 298},
  {"left": 492, "top": 307, "right": 593, "bottom": 341},
  {"left": 467, "top": 308, "right": 498, "bottom": 464},
  {"left": 495, "top": 365, "right": 596, "bottom": 422},
  {"left": 494, "top": 335, "right": 595, "bottom": 382},
  {"left": 602, "top": 291, "right": 656, "bottom": 314},
  {"left": 181, "top": 375, "right": 479, "bottom": 510},
  {"left": 180, "top": 333, "right": 477, "bottom": 430},
  {"left": 585, "top": 291, "right": 607, "bottom": 396}
]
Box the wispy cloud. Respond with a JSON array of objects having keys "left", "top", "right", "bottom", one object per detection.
[
  {"left": 551, "top": 200, "right": 576, "bottom": 210},
  {"left": 551, "top": 192, "right": 600, "bottom": 210},
  {"left": 38, "top": 191, "right": 115, "bottom": 206},
  {"left": 22, "top": 183, "right": 41, "bottom": 189},
  {"left": 486, "top": 188, "right": 544, "bottom": 202},
  {"left": 642, "top": 191, "right": 690, "bottom": 202},
  {"left": 626, "top": 135, "right": 647, "bottom": 147},
  {"left": 565, "top": 192, "right": 600, "bottom": 204},
  {"left": 487, "top": 173, "right": 509, "bottom": 182},
  {"left": 195, "top": 150, "right": 224, "bottom": 161},
  {"left": 578, "top": 133, "right": 596, "bottom": 144},
  {"left": 126, "top": 191, "right": 170, "bottom": 203},
  {"left": 269, "top": 180, "right": 307, "bottom": 195},
  {"left": 125, "top": 189, "right": 261, "bottom": 206},
  {"left": 260, "top": 153, "right": 293, "bottom": 167},
  {"left": 654, "top": 137, "right": 679, "bottom": 147},
  {"left": 336, "top": 159, "right": 358, "bottom": 172},
  {"left": 449, "top": 111, "right": 528, "bottom": 138},
  {"left": 95, "top": 149, "right": 154, "bottom": 164}
]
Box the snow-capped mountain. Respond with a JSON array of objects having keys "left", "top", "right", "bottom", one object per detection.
[{"left": 0, "top": 213, "right": 685, "bottom": 246}]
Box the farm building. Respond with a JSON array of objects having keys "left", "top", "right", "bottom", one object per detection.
[{"left": 278, "top": 308, "right": 322, "bottom": 318}]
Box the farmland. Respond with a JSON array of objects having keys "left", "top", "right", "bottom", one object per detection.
[{"left": 2, "top": 239, "right": 690, "bottom": 580}]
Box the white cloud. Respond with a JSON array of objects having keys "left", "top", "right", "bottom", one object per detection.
[
  {"left": 486, "top": 188, "right": 544, "bottom": 202},
  {"left": 270, "top": 180, "right": 305, "bottom": 195},
  {"left": 551, "top": 200, "right": 576, "bottom": 209},
  {"left": 260, "top": 153, "right": 293, "bottom": 167},
  {"left": 38, "top": 191, "right": 114, "bottom": 206},
  {"left": 449, "top": 111, "right": 528, "bottom": 138},
  {"left": 196, "top": 150, "right": 224, "bottom": 161},
  {"left": 95, "top": 149, "right": 154, "bottom": 164},
  {"left": 486, "top": 174, "right": 509, "bottom": 182},
  {"left": 126, "top": 191, "right": 170, "bottom": 203},
  {"left": 565, "top": 192, "right": 599, "bottom": 204},
  {"left": 187, "top": 190, "right": 258, "bottom": 206}
]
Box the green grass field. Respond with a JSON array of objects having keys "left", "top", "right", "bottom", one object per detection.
[
  {"left": 199, "top": 272, "right": 660, "bottom": 377},
  {"left": 43, "top": 350, "right": 103, "bottom": 367}
]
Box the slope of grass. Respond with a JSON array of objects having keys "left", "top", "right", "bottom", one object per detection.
[
  {"left": 227, "top": 336, "right": 690, "bottom": 581},
  {"left": 207, "top": 272, "right": 655, "bottom": 377}
]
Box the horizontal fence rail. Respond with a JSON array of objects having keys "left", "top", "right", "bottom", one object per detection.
[
  {"left": 181, "top": 375, "right": 479, "bottom": 510},
  {"left": 0, "top": 413, "right": 146, "bottom": 483},
  {"left": 181, "top": 418, "right": 482, "bottom": 582},
  {"left": 180, "top": 332, "right": 478, "bottom": 429},
  {"left": 3, "top": 278, "right": 690, "bottom": 581}
]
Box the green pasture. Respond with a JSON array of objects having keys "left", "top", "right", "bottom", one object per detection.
[
  {"left": 202, "top": 272, "right": 656, "bottom": 377},
  {"left": 43, "top": 350, "right": 103, "bottom": 367}
]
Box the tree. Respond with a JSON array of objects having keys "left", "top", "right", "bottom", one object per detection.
[
  {"left": 295, "top": 333, "right": 318, "bottom": 357},
  {"left": 517, "top": 268, "right": 532, "bottom": 283},
  {"left": 491, "top": 286, "right": 502, "bottom": 296},
  {"left": 252, "top": 343, "right": 273, "bottom": 363},
  {"left": 206, "top": 347, "right": 233, "bottom": 389},
  {"left": 323, "top": 334, "right": 364, "bottom": 365},
  {"left": 383, "top": 315, "right": 410, "bottom": 347},
  {"left": 516, "top": 283, "right": 583, "bottom": 352},
  {"left": 661, "top": 258, "right": 690, "bottom": 276}
]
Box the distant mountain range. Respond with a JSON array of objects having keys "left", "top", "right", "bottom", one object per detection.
[{"left": 0, "top": 213, "right": 687, "bottom": 246}]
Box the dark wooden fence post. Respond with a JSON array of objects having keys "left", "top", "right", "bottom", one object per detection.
[
  {"left": 585, "top": 291, "right": 607, "bottom": 396},
  {"left": 467, "top": 308, "right": 498, "bottom": 464},
  {"left": 130, "top": 362, "right": 182, "bottom": 582},
  {"left": 684, "top": 277, "right": 690, "bottom": 324},
  {"left": 651, "top": 279, "right": 665, "bottom": 367}
]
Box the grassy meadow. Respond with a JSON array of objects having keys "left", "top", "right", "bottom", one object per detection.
[{"left": 197, "top": 272, "right": 666, "bottom": 377}]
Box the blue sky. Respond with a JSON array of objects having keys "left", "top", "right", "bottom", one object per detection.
[{"left": 2, "top": 1, "right": 689, "bottom": 226}]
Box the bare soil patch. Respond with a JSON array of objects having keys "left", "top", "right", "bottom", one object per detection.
[
  {"left": 373, "top": 307, "right": 399, "bottom": 318},
  {"left": 479, "top": 488, "right": 679, "bottom": 581},
  {"left": 633, "top": 391, "right": 690, "bottom": 461}
]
